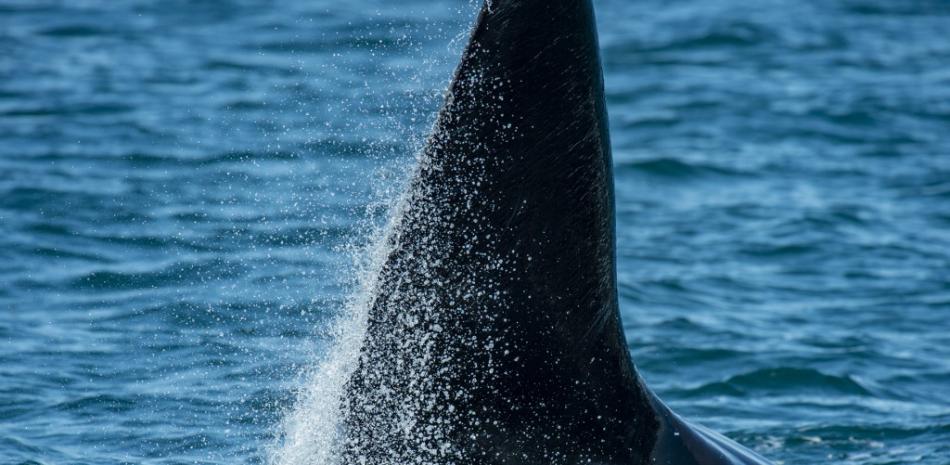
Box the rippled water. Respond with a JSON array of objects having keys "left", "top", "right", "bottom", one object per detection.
[{"left": 1, "top": 0, "right": 948, "bottom": 464}]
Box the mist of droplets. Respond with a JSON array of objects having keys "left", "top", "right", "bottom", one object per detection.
[
  {"left": 267, "top": 3, "right": 501, "bottom": 465},
  {"left": 266, "top": 198, "right": 402, "bottom": 465}
]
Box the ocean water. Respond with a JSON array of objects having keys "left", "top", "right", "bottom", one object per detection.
[{"left": 1, "top": 0, "right": 948, "bottom": 464}]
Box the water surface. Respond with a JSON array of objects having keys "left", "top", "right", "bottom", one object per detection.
[{"left": 1, "top": 0, "right": 948, "bottom": 464}]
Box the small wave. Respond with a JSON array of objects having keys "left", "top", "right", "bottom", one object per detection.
[
  {"left": 664, "top": 28, "right": 770, "bottom": 50},
  {"left": 0, "top": 102, "right": 134, "bottom": 118},
  {"left": 619, "top": 21, "right": 775, "bottom": 54},
  {"left": 915, "top": 181, "right": 950, "bottom": 199},
  {"left": 665, "top": 347, "right": 751, "bottom": 364},
  {"left": 0, "top": 436, "right": 45, "bottom": 456},
  {"left": 203, "top": 58, "right": 300, "bottom": 76},
  {"left": 69, "top": 258, "right": 246, "bottom": 292},
  {"left": 793, "top": 422, "right": 950, "bottom": 441},
  {"left": 680, "top": 367, "right": 873, "bottom": 398},
  {"left": 615, "top": 157, "right": 746, "bottom": 179},
  {"left": 739, "top": 242, "right": 816, "bottom": 259},
  {"left": 53, "top": 394, "right": 137, "bottom": 415},
  {"left": 843, "top": 0, "right": 950, "bottom": 17},
  {"left": 25, "top": 244, "right": 107, "bottom": 262},
  {"left": 2, "top": 187, "right": 109, "bottom": 212},
  {"left": 0, "top": 395, "right": 41, "bottom": 422},
  {"left": 37, "top": 25, "right": 108, "bottom": 38},
  {"left": 618, "top": 111, "right": 682, "bottom": 129},
  {"left": 143, "top": 433, "right": 229, "bottom": 455},
  {"left": 219, "top": 99, "right": 268, "bottom": 111},
  {"left": 22, "top": 222, "right": 73, "bottom": 237},
  {"left": 653, "top": 316, "right": 709, "bottom": 332}
]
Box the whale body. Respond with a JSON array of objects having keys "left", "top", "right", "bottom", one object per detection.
[{"left": 341, "top": 1, "right": 774, "bottom": 464}]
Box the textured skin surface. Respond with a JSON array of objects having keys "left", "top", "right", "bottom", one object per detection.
[{"left": 342, "top": 1, "right": 771, "bottom": 464}]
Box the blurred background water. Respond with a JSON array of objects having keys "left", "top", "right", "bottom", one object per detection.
[{"left": 1, "top": 0, "right": 948, "bottom": 464}]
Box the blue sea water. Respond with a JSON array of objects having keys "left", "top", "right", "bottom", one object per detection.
[{"left": 1, "top": 0, "right": 948, "bottom": 464}]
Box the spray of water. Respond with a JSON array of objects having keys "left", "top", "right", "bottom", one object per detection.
[
  {"left": 268, "top": 3, "right": 485, "bottom": 464},
  {"left": 267, "top": 193, "right": 409, "bottom": 465},
  {"left": 269, "top": 142, "right": 504, "bottom": 465}
]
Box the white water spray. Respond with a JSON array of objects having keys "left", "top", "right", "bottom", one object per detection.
[
  {"left": 268, "top": 3, "right": 485, "bottom": 464},
  {"left": 268, "top": 186, "right": 414, "bottom": 465}
]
